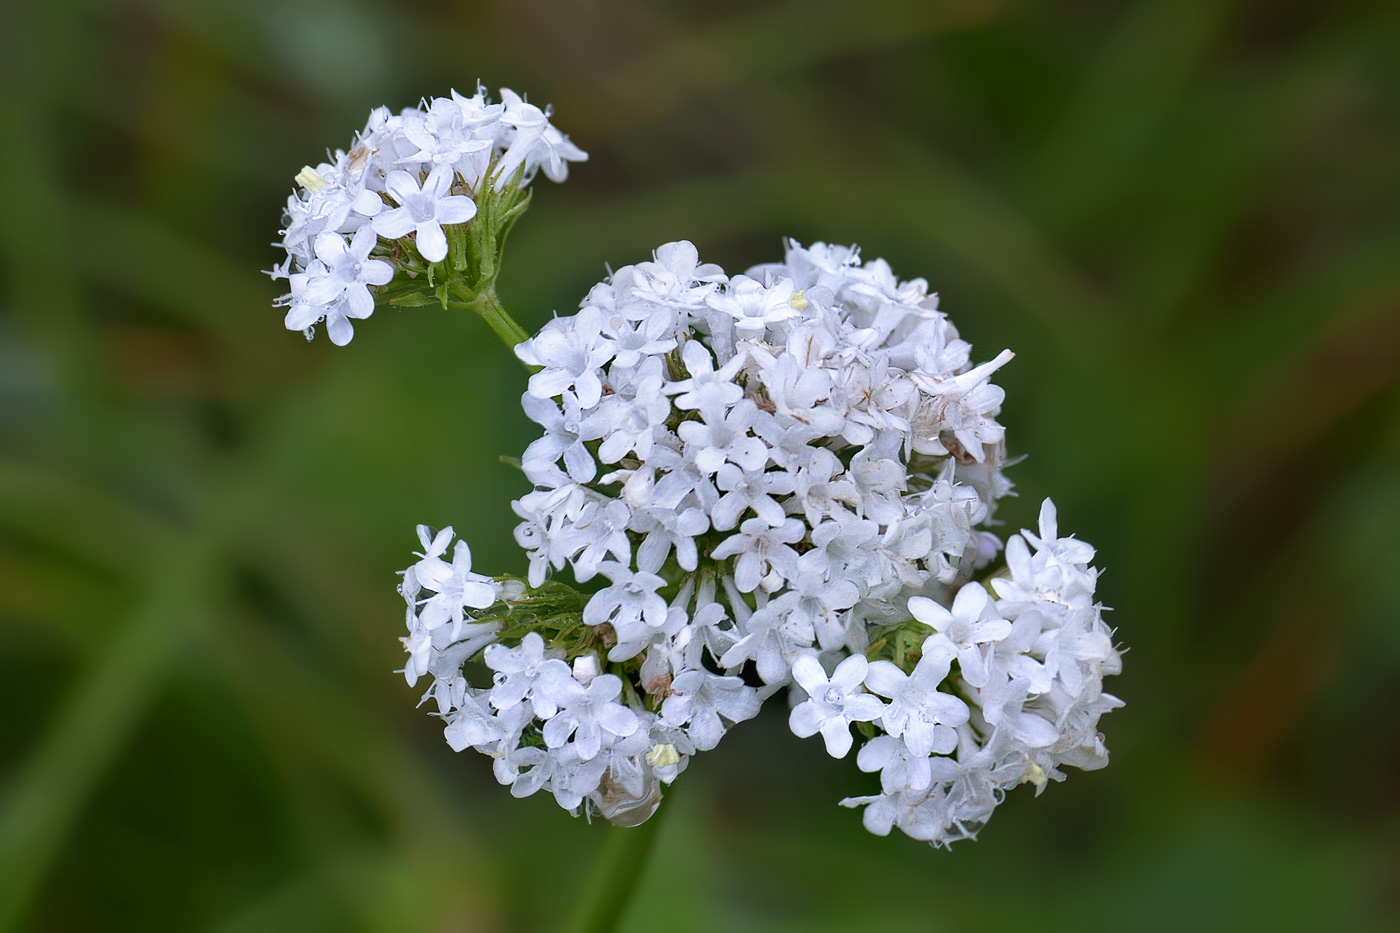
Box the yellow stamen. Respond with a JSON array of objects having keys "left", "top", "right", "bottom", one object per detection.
[
  {"left": 645, "top": 743, "right": 680, "bottom": 768},
  {"left": 295, "top": 166, "right": 330, "bottom": 192}
]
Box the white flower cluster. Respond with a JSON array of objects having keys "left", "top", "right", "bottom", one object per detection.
[
  {"left": 400, "top": 526, "right": 696, "bottom": 826},
  {"left": 269, "top": 88, "right": 586, "bottom": 345},
  {"left": 399, "top": 239, "right": 1123, "bottom": 845},
  {"left": 837, "top": 500, "right": 1123, "bottom": 844}
]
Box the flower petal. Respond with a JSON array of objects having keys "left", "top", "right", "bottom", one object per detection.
[
  {"left": 436, "top": 195, "right": 478, "bottom": 226},
  {"left": 361, "top": 258, "right": 394, "bottom": 287},
  {"left": 790, "top": 654, "right": 827, "bottom": 693},
  {"left": 788, "top": 701, "right": 822, "bottom": 739},
  {"left": 326, "top": 311, "right": 355, "bottom": 346},
  {"left": 313, "top": 232, "right": 349, "bottom": 264},
  {"left": 346, "top": 283, "right": 375, "bottom": 318},
  {"left": 372, "top": 207, "right": 415, "bottom": 240},
  {"left": 820, "top": 719, "right": 854, "bottom": 758},
  {"left": 863, "top": 660, "right": 906, "bottom": 699},
  {"left": 908, "top": 595, "right": 950, "bottom": 627},
  {"left": 383, "top": 170, "right": 422, "bottom": 205},
  {"left": 415, "top": 222, "right": 448, "bottom": 262},
  {"left": 829, "top": 654, "right": 868, "bottom": 691}
]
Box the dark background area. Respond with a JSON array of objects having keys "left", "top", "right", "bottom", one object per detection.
[{"left": 2, "top": 1, "right": 1398, "bottom": 930}]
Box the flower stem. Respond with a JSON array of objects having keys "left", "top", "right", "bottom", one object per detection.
[
  {"left": 448, "top": 281, "right": 532, "bottom": 362},
  {"left": 565, "top": 793, "right": 671, "bottom": 933},
  {"left": 473, "top": 288, "right": 531, "bottom": 352}
]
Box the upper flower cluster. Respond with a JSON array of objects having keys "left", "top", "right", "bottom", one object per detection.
[
  {"left": 269, "top": 88, "right": 586, "bottom": 345},
  {"left": 398, "top": 239, "right": 1123, "bottom": 845}
]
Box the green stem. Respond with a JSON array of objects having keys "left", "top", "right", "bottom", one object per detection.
[
  {"left": 473, "top": 287, "right": 531, "bottom": 351},
  {"left": 565, "top": 792, "right": 671, "bottom": 933},
  {"left": 446, "top": 282, "right": 532, "bottom": 363}
]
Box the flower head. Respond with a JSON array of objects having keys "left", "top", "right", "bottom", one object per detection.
[
  {"left": 386, "top": 238, "right": 1123, "bottom": 842},
  {"left": 269, "top": 87, "right": 586, "bottom": 344}
]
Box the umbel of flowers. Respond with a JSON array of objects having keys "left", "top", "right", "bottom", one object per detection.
[
  {"left": 399, "top": 237, "right": 1125, "bottom": 844},
  {"left": 270, "top": 86, "right": 586, "bottom": 347},
  {"left": 273, "top": 92, "right": 1123, "bottom": 848}
]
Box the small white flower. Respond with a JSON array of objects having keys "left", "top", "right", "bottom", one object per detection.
[
  {"left": 583, "top": 564, "right": 670, "bottom": 662},
  {"left": 864, "top": 645, "right": 969, "bottom": 757},
  {"left": 601, "top": 308, "right": 678, "bottom": 369},
  {"left": 491, "top": 89, "right": 549, "bottom": 187},
  {"left": 303, "top": 227, "right": 394, "bottom": 315},
  {"left": 707, "top": 274, "right": 799, "bottom": 337},
  {"left": 410, "top": 537, "right": 500, "bottom": 633},
  {"left": 562, "top": 498, "right": 632, "bottom": 581},
  {"left": 788, "top": 653, "right": 886, "bottom": 758},
  {"left": 783, "top": 573, "right": 859, "bottom": 652},
  {"left": 443, "top": 690, "right": 507, "bottom": 752},
  {"left": 976, "top": 677, "right": 1059, "bottom": 748},
  {"left": 712, "top": 462, "right": 794, "bottom": 531},
  {"left": 788, "top": 448, "right": 860, "bottom": 525},
  {"left": 710, "top": 517, "right": 804, "bottom": 593},
  {"left": 542, "top": 673, "right": 639, "bottom": 761},
  {"left": 372, "top": 165, "right": 478, "bottom": 263},
  {"left": 521, "top": 393, "right": 596, "bottom": 483},
  {"left": 719, "top": 598, "right": 813, "bottom": 685},
  {"left": 908, "top": 583, "right": 1011, "bottom": 688},
  {"left": 856, "top": 734, "right": 935, "bottom": 794},
  {"left": 400, "top": 97, "right": 494, "bottom": 174},
  {"left": 631, "top": 504, "right": 709, "bottom": 573},
  {"left": 661, "top": 670, "right": 760, "bottom": 750},
  {"left": 633, "top": 240, "right": 726, "bottom": 308},
  {"left": 664, "top": 340, "right": 745, "bottom": 415},
  {"left": 675, "top": 400, "right": 772, "bottom": 476},
  {"left": 530, "top": 122, "right": 589, "bottom": 184},
  {"left": 483, "top": 633, "right": 577, "bottom": 718},
  {"left": 798, "top": 518, "right": 879, "bottom": 586},
  {"left": 584, "top": 361, "right": 671, "bottom": 463},
  {"left": 517, "top": 306, "right": 615, "bottom": 409},
  {"left": 290, "top": 227, "right": 396, "bottom": 345}
]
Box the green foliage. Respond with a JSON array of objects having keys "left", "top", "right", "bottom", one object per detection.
[
  {"left": 865, "top": 616, "right": 933, "bottom": 673},
  {"left": 485, "top": 577, "right": 594, "bottom": 655}
]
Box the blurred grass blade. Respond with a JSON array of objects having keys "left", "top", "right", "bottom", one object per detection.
[{"left": 0, "top": 528, "right": 218, "bottom": 931}]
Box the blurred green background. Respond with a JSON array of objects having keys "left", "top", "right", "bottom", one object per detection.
[{"left": 2, "top": 0, "right": 1398, "bottom": 930}]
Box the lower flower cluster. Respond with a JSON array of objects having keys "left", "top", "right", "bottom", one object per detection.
[
  {"left": 400, "top": 524, "right": 752, "bottom": 826},
  {"left": 837, "top": 502, "right": 1122, "bottom": 843},
  {"left": 401, "top": 502, "right": 1119, "bottom": 844}
]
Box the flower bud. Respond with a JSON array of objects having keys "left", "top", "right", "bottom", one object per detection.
[{"left": 572, "top": 653, "right": 601, "bottom": 685}]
